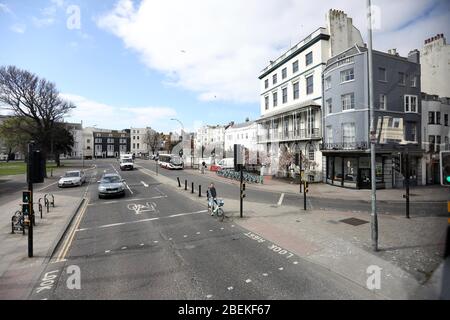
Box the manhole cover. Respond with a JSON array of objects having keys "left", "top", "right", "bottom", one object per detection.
[{"left": 339, "top": 217, "right": 369, "bottom": 226}]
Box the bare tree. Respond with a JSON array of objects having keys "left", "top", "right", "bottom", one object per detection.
[
  {"left": 144, "top": 128, "right": 161, "bottom": 155},
  {"left": 0, "top": 66, "right": 75, "bottom": 175}
]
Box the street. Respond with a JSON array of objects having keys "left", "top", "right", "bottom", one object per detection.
[{"left": 28, "top": 159, "right": 377, "bottom": 300}]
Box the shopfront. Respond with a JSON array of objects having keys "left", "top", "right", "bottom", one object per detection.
[{"left": 325, "top": 153, "right": 386, "bottom": 189}]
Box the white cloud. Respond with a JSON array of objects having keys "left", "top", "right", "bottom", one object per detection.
[
  {"left": 32, "top": 16, "right": 55, "bottom": 27},
  {"left": 61, "top": 93, "right": 177, "bottom": 131},
  {"left": 0, "top": 3, "right": 12, "bottom": 15},
  {"left": 97, "top": 0, "right": 450, "bottom": 104},
  {"left": 10, "top": 23, "right": 26, "bottom": 34}
]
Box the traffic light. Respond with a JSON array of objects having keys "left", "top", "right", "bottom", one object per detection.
[
  {"left": 392, "top": 155, "right": 401, "bottom": 173},
  {"left": 22, "top": 191, "right": 31, "bottom": 204},
  {"left": 29, "top": 150, "right": 44, "bottom": 183},
  {"left": 22, "top": 203, "right": 30, "bottom": 215},
  {"left": 440, "top": 151, "right": 450, "bottom": 186},
  {"left": 304, "top": 181, "right": 309, "bottom": 193}
]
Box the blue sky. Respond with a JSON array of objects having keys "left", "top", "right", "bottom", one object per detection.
[{"left": 1, "top": 0, "right": 449, "bottom": 133}]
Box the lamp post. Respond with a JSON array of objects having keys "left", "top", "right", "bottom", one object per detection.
[{"left": 170, "top": 118, "right": 188, "bottom": 164}]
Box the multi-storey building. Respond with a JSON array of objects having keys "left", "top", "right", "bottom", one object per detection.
[
  {"left": 225, "top": 120, "right": 258, "bottom": 154},
  {"left": 321, "top": 45, "right": 422, "bottom": 189},
  {"left": 62, "top": 122, "right": 83, "bottom": 158},
  {"left": 195, "top": 124, "right": 228, "bottom": 158},
  {"left": 93, "top": 129, "right": 130, "bottom": 158},
  {"left": 130, "top": 127, "right": 157, "bottom": 157},
  {"left": 421, "top": 93, "right": 450, "bottom": 184},
  {"left": 257, "top": 9, "right": 364, "bottom": 181}
]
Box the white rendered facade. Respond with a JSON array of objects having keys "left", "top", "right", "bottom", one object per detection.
[
  {"left": 421, "top": 34, "right": 450, "bottom": 98},
  {"left": 257, "top": 9, "right": 364, "bottom": 181},
  {"left": 224, "top": 121, "right": 258, "bottom": 154}
]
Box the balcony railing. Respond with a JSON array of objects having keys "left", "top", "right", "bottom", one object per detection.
[
  {"left": 320, "top": 142, "right": 369, "bottom": 151},
  {"left": 257, "top": 128, "right": 320, "bottom": 143}
]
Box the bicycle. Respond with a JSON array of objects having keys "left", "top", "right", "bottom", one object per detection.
[{"left": 208, "top": 198, "right": 227, "bottom": 222}]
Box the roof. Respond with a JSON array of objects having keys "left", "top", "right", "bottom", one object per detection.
[
  {"left": 228, "top": 121, "right": 255, "bottom": 129},
  {"left": 257, "top": 100, "right": 321, "bottom": 121}
]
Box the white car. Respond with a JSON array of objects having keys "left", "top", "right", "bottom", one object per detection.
[
  {"left": 58, "top": 170, "right": 86, "bottom": 187},
  {"left": 120, "top": 159, "right": 134, "bottom": 170}
]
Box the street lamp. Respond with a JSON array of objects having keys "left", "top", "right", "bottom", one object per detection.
[{"left": 170, "top": 118, "right": 189, "bottom": 164}]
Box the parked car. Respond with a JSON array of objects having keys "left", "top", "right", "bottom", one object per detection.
[
  {"left": 58, "top": 170, "right": 86, "bottom": 187},
  {"left": 97, "top": 173, "right": 126, "bottom": 198}
]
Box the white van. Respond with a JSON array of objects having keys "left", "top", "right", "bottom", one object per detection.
[{"left": 216, "top": 158, "right": 234, "bottom": 169}]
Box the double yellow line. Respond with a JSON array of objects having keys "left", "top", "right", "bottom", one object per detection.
[{"left": 55, "top": 198, "right": 89, "bottom": 263}]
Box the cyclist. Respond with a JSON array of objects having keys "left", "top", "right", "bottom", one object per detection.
[{"left": 206, "top": 183, "right": 217, "bottom": 215}]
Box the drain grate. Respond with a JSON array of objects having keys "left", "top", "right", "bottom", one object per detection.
[{"left": 339, "top": 217, "right": 369, "bottom": 226}]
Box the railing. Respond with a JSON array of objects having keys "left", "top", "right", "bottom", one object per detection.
[
  {"left": 257, "top": 128, "right": 320, "bottom": 143},
  {"left": 320, "top": 142, "right": 369, "bottom": 151}
]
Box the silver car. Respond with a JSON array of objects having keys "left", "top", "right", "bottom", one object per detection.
[
  {"left": 58, "top": 170, "right": 86, "bottom": 187},
  {"left": 97, "top": 173, "right": 126, "bottom": 199}
]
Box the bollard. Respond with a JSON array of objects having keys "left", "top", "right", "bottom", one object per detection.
[
  {"left": 50, "top": 194, "right": 55, "bottom": 207},
  {"left": 51, "top": 168, "right": 53, "bottom": 177},
  {"left": 177, "top": 177, "right": 181, "bottom": 188},
  {"left": 185, "top": 180, "right": 187, "bottom": 190},
  {"left": 192, "top": 182, "right": 195, "bottom": 194},
  {"left": 199, "top": 185, "right": 202, "bottom": 197}
]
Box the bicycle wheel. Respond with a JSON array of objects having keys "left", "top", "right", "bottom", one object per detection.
[{"left": 218, "top": 208, "right": 225, "bottom": 222}]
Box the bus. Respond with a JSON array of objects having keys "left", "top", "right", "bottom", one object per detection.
[{"left": 158, "top": 154, "right": 184, "bottom": 170}]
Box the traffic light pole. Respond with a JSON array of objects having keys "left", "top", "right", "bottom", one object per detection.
[
  {"left": 240, "top": 167, "right": 243, "bottom": 218},
  {"left": 303, "top": 181, "right": 307, "bottom": 210},
  {"left": 405, "top": 149, "right": 410, "bottom": 219},
  {"left": 27, "top": 143, "right": 34, "bottom": 258}
]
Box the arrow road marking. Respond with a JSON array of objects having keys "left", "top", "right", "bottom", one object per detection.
[{"left": 141, "top": 181, "right": 149, "bottom": 187}]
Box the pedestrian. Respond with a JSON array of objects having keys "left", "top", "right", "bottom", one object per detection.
[
  {"left": 206, "top": 182, "right": 217, "bottom": 215},
  {"left": 201, "top": 161, "right": 206, "bottom": 174}
]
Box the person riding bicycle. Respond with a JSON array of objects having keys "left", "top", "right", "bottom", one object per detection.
[{"left": 206, "top": 183, "right": 218, "bottom": 215}]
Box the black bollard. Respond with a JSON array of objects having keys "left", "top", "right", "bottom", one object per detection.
[
  {"left": 185, "top": 180, "right": 187, "bottom": 190},
  {"left": 199, "top": 185, "right": 202, "bottom": 197},
  {"left": 191, "top": 182, "right": 194, "bottom": 194}
]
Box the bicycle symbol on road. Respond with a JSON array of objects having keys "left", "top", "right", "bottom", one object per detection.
[{"left": 127, "top": 202, "right": 157, "bottom": 215}]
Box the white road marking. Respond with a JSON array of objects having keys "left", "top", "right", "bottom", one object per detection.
[
  {"left": 220, "top": 227, "right": 224, "bottom": 230},
  {"left": 196, "top": 232, "right": 200, "bottom": 235},
  {"left": 245, "top": 279, "right": 252, "bottom": 283},
  {"left": 76, "top": 210, "right": 208, "bottom": 232},
  {"left": 124, "top": 182, "right": 134, "bottom": 195},
  {"left": 206, "top": 294, "right": 213, "bottom": 299},
  {"left": 183, "top": 235, "right": 187, "bottom": 238},
  {"left": 153, "top": 240, "right": 158, "bottom": 243},
  {"left": 278, "top": 267, "right": 284, "bottom": 271},
  {"left": 277, "top": 193, "right": 285, "bottom": 206},
  {"left": 140, "top": 243, "right": 144, "bottom": 246},
  {"left": 227, "top": 286, "right": 233, "bottom": 291},
  {"left": 262, "top": 273, "right": 268, "bottom": 277},
  {"left": 168, "top": 238, "right": 172, "bottom": 241},
  {"left": 293, "top": 261, "right": 298, "bottom": 265},
  {"left": 36, "top": 181, "right": 58, "bottom": 192},
  {"left": 121, "top": 246, "right": 127, "bottom": 250},
  {"left": 209, "top": 230, "right": 213, "bottom": 232},
  {"left": 105, "top": 250, "right": 111, "bottom": 253},
  {"left": 127, "top": 202, "right": 156, "bottom": 215},
  {"left": 89, "top": 195, "right": 167, "bottom": 205},
  {"left": 141, "top": 181, "right": 149, "bottom": 187},
  {"left": 231, "top": 225, "right": 235, "bottom": 228}
]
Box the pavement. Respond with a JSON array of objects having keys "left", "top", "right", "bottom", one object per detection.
[{"left": 0, "top": 163, "right": 95, "bottom": 299}]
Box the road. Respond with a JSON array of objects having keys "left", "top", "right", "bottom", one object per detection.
[{"left": 29, "top": 159, "right": 376, "bottom": 299}]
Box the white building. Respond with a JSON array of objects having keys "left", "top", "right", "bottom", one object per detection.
[
  {"left": 257, "top": 9, "right": 364, "bottom": 181},
  {"left": 421, "top": 34, "right": 450, "bottom": 98},
  {"left": 421, "top": 93, "right": 450, "bottom": 185},
  {"left": 63, "top": 122, "right": 83, "bottom": 158},
  {"left": 130, "top": 127, "right": 154, "bottom": 157},
  {"left": 195, "top": 124, "right": 229, "bottom": 158},
  {"left": 224, "top": 120, "right": 258, "bottom": 153}
]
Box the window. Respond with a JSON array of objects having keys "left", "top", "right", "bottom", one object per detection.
[
  {"left": 133, "top": 136, "right": 135, "bottom": 140},
  {"left": 292, "top": 60, "right": 299, "bottom": 73},
  {"left": 445, "top": 136, "right": 449, "bottom": 149},
  {"left": 264, "top": 79, "right": 269, "bottom": 89},
  {"left": 326, "top": 126, "right": 333, "bottom": 144},
  {"left": 273, "top": 92, "right": 278, "bottom": 107},
  {"left": 137, "top": 136, "right": 140, "bottom": 140},
  {"left": 410, "top": 75, "right": 417, "bottom": 87},
  {"left": 305, "top": 52, "right": 313, "bottom": 66},
  {"left": 120, "top": 139, "right": 126, "bottom": 144},
  {"left": 342, "top": 123, "right": 356, "bottom": 147},
  {"left": 325, "top": 76, "right": 331, "bottom": 90},
  {"left": 282, "top": 68, "right": 287, "bottom": 79},
  {"left": 326, "top": 98, "right": 332, "bottom": 115},
  {"left": 437, "top": 135, "right": 441, "bottom": 152},
  {"left": 408, "top": 122, "right": 417, "bottom": 142},
  {"left": 86, "top": 139, "right": 90, "bottom": 143},
  {"left": 398, "top": 72, "right": 406, "bottom": 85},
  {"left": 308, "top": 144, "right": 315, "bottom": 160},
  {"left": 340, "top": 68, "right": 354, "bottom": 82},
  {"left": 107, "top": 138, "right": 114, "bottom": 144},
  {"left": 137, "top": 143, "right": 139, "bottom": 149},
  {"left": 378, "top": 67, "right": 387, "bottom": 81},
  {"left": 95, "top": 138, "right": 102, "bottom": 143},
  {"left": 436, "top": 112, "right": 441, "bottom": 125},
  {"left": 429, "top": 135, "right": 435, "bottom": 152},
  {"left": 282, "top": 87, "right": 287, "bottom": 103},
  {"left": 272, "top": 74, "right": 277, "bottom": 85},
  {"left": 379, "top": 94, "right": 386, "bottom": 110},
  {"left": 445, "top": 114, "right": 448, "bottom": 126},
  {"left": 293, "top": 82, "right": 299, "bottom": 100},
  {"left": 306, "top": 75, "right": 313, "bottom": 95},
  {"left": 341, "top": 93, "right": 355, "bottom": 110},
  {"left": 132, "top": 143, "right": 135, "bottom": 149},
  {"left": 404, "top": 95, "right": 417, "bottom": 112},
  {"left": 429, "top": 111, "right": 435, "bottom": 124},
  {"left": 264, "top": 96, "right": 269, "bottom": 110}
]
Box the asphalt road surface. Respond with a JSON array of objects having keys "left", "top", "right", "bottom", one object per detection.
[{"left": 29, "top": 159, "right": 376, "bottom": 299}]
